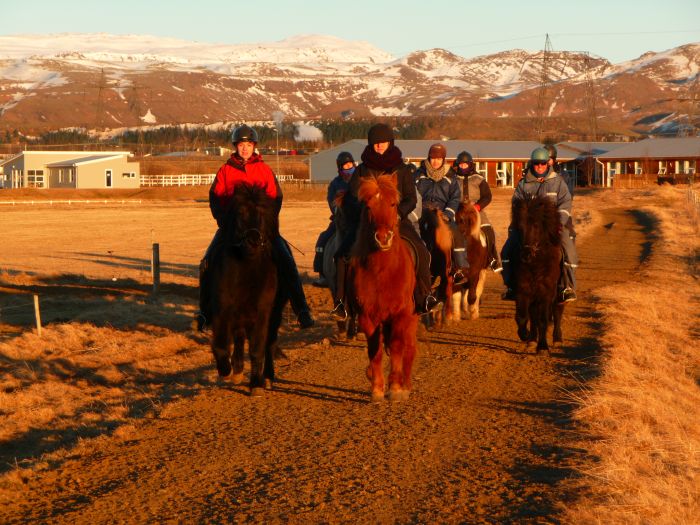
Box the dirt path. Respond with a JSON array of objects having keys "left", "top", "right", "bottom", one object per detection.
[{"left": 1, "top": 206, "right": 648, "bottom": 524}]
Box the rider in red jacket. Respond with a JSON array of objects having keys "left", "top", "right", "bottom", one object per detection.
[{"left": 194, "top": 124, "right": 314, "bottom": 331}]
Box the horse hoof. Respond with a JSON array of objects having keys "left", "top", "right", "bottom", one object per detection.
[
  {"left": 371, "top": 390, "right": 385, "bottom": 402},
  {"left": 264, "top": 378, "right": 273, "bottom": 390},
  {"left": 250, "top": 387, "right": 265, "bottom": 397},
  {"left": 388, "top": 389, "right": 409, "bottom": 402},
  {"left": 230, "top": 372, "right": 245, "bottom": 385}
]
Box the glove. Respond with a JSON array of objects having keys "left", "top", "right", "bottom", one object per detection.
[{"left": 474, "top": 204, "right": 481, "bottom": 212}]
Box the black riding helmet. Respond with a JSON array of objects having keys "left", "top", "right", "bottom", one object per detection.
[
  {"left": 453, "top": 150, "right": 473, "bottom": 167},
  {"left": 231, "top": 124, "right": 259, "bottom": 145},
  {"left": 336, "top": 151, "right": 355, "bottom": 169}
]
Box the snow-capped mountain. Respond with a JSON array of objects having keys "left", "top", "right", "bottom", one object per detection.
[{"left": 0, "top": 33, "right": 697, "bottom": 137}]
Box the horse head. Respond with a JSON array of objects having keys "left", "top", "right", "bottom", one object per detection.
[
  {"left": 358, "top": 174, "right": 400, "bottom": 251},
  {"left": 222, "top": 184, "right": 278, "bottom": 256},
  {"left": 455, "top": 201, "right": 482, "bottom": 240},
  {"left": 420, "top": 204, "right": 452, "bottom": 253},
  {"left": 512, "top": 194, "right": 560, "bottom": 263}
]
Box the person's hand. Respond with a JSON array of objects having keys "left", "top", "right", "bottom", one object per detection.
[{"left": 474, "top": 204, "right": 481, "bottom": 212}]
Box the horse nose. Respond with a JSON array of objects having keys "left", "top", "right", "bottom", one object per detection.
[{"left": 374, "top": 230, "right": 394, "bottom": 250}]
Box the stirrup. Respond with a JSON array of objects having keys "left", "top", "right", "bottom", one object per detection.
[
  {"left": 330, "top": 301, "right": 347, "bottom": 321},
  {"left": 453, "top": 270, "right": 468, "bottom": 286}
]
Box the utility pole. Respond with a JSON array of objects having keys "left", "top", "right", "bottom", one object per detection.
[
  {"left": 535, "top": 34, "right": 553, "bottom": 141},
  {"left": 582, "top": 52, "right": 599, "bottom": 142}
]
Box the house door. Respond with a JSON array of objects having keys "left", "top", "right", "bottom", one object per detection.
[
  {"left": 105, "top": 169, "right": 113, "bottom": 188},
  {"left": 496, "top": 162, "right": 514, "bottom": 187}
]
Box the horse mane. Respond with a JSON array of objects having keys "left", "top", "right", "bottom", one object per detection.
[
  {"left": 455, "top": 202, "right": 482, "bottom": 240},
  {"left": 222, "top": 184, "right": 279, "bottom": 250},
  {"left": 512, "top": 194, "right": 560, "bottom": 245},
  {"left": 357, "top": 174, "right": 399, "bottom": 205},
  {"left": 421, "top": 205, "right": 452, "bottom": 252}
]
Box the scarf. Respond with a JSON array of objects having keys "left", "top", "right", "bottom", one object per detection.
[
  {"left": 424, "top": 159, "right": 451, "bottom": 182},
  {"left": 360, "top": 144, "right": 404, "bottom": 172},
  {"left": 227, "top": 151, "right": 263, "bottom": 170}
]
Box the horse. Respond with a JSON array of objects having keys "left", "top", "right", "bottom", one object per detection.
[
  {"left": 347, "top": 174, "right": 419, "bottom": 402},
  {"left": 510, "top": 193, "right": 565, "bottom": 353},
  {"left": 208, "top": 183, "right": 287, "bottom": 396},
  {"left": 419, "top": 205, "right": 453, "bottom": 327},
  {"left": 322, "top": 191, "right": 357, "bottom": 339},
  {"left": 452, "top": 202, "right": 489, "bottom": 320}
]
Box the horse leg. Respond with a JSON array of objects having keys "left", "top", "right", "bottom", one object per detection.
[
  {"left": 552, "top": 302, "right": 565, "bottom": 347},
  {"left": 515, "top": 298, "right": 530, "bottom": 344},
  {"left": 263, "top": 287, "right": 287, "bottom": 389},
  {"left": 248, "top": 316, "right": 271, "bottom": 396},
  {"left": 211, "top": 317, "right": 233, "bottom": 378},
  {"left": 536, "top": 303, "right": 550, "bottom": 353},
  {"left": 450, "top": 288, "right": 462, "bottom": 322},
  {"left": 365, "top": 325, "right": 384, "bottom": 402},
  {"left": 469, "top": 269, "right": 487, "bottom": 320},
  {"left": 230, "top": 330, "right": 246, "bottom": 384},
  {"left": 393, "top": 313, "right": 418, "bottom": 401}
]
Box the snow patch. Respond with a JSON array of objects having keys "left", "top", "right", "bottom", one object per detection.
[{"left": 140, "top": 109, "right": 156, "bottom": 123}]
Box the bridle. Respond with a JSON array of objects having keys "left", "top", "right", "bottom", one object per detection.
[{"left": 232, "top": 228, "right": 267, "bottom": 249}]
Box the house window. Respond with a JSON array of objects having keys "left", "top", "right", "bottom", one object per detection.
[
  {"left": 475, "top": 161, "right": 487, "bottom": 178},
  {"left": 658, "top": 161, "right": 667, "bottom": 175},
  {"left": 105, "top": 169, "right": 113, "bottom": 187},
  {"left": 27, "top": 169, "right": 45, "bottom": 188},
  {"left": 122, "top": 172, "right": 136, "bottom": 179}
]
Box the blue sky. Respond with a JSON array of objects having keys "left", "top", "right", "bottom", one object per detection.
[{"left": 4, "top": 0, "right": 699, "bottom": 63}]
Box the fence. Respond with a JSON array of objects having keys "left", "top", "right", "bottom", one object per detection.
[
  {"left": 140, "top": 174, "right": 216, "bottom": 187},
  {"left": 0, "top": 199, "right": 142, "bottom": 206}
]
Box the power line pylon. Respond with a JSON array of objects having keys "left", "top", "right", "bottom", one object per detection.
[
  {"left": 582, "top": 52, "right": 599, "bottom": 141},
  {"left": 534, "top": 33, "right": 553, "bottom": 141}
]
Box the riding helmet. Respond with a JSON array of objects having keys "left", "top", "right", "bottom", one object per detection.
[
  {"left": 231, "top": 124, "right": 259, "bottom": 144},
  {"left": 454, "top": 150, "right": 473, "bottom": 165},
  {"left": 428, "top": 143, "right": 447, "bottom": 159},
  {"left": 530, "top": 147, "right": 550, "bottom": 163},
  {"left": 336, "top": 151, "right": 355, "bottom": 169}
]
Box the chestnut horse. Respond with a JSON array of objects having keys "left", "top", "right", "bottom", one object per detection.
[
  {"left": 453, "top": 202, "right": 489, "bottom": 320},
  {"left": 208, "top": 184, "right": 287, "bottom": 395},
  {"left": 511, "top": 194, "right": 565, "bottom": 353},
  {"left": 348, "top": 174, "right": 418, "bottom": 402},
  {"left": 419, "top": 205, "right": 453, "bottom": 326}
]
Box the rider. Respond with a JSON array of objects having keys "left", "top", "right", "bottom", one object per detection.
[
  {"left": 312, "top": 151, "right": 355, "bottom": 287},
  {"left": 330, "top": 123, "right": 441, "bottom": 320},
  {"left": 415, "top": 143, "right": 469, "bottom": 286},
  {"left": 452, "top": 150, "right": 503, "bottom": 272},
  {"left": 500, "top": 146, "right": 578, "bottom": 303},
  {"left": 194, "top": 124, "right": 315, "bottom": 331}
]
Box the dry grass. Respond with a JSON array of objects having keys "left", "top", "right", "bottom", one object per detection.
[{"left": 564, "top": 185, "right": 700, "bottom": 524}]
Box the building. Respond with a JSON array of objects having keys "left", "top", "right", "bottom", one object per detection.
[
  {"left": 555, "top": 142, "right": 631, "bottom": 188},
  {"left": 0, "top": 151, "right": 141, "bottom": 189},
  {"left": 311, "top": 140, "right": 552, "bottom": 187},
  {"left": 594, "top": 137, "right": 700, "bottom": 187}
]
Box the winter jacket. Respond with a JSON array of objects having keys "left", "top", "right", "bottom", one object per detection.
[
  {"left": 326, "top": 175, "right": 351, "bottom": 214},
  {"left": 513, "top": 167, "right": 572, "bottom": 226},
  {"left": 456, "top": 171, "right": 493, "bottom": 226},
  {"left": 415, "top": 161, "right": 462, "bottom": 222},
  {"left": 209, "top": 152, "right": 282, "bottom": 227}
]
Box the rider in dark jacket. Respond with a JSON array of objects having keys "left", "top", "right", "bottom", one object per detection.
[
  {"left": 330, "top": 123, "right": 441, "bottom": 320},
  {"left": 452, "top": 150, "right": 503, "bottom": 272},
  {"left": 312, "top": 151, "right": 355, "bottom": 287},
  {"left": 415, "top": 143, "right": 469, "bottom": 285},
  {"left": 501, "top": 147, "right": 578, "bottom": 303}
]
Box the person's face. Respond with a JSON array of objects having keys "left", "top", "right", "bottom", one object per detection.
[
  {"left": 341, "top": 161, "right": 354, "bottom": 171},
  {"left": 533, "top": 160, "right": 548, "bottom": 175},
  {"left": 373, "top": 141, "right": 390, "bottom": 155},
  {"left": 429, "top": 157, "right": 444, "bottom": 169},
  {"left": 547, "top": 157, "right": 555, "bottom": 167},
  {"left": 236, "top": 140, "right": 255, "bottom": 160},
  {"left": 458, "top": 162, "right": 470, "bottom": 171}
]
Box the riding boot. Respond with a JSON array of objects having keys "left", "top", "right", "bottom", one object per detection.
[
  {"left": 482, "top": 224, "right": 502, "bottom": 272},
  {"left": 402, "top": 222, "right": 440, "bottom": 314},
  {"left": 500, "top": 228, "right": 518, "bottom": 299},
  {"left": 272, "top": 236, "right": 315, "bottom": 328},
  {"left": 452, "top": 247, "right": 469, "bottom": 286}
]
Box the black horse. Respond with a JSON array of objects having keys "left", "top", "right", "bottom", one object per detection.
[
  {"left": 511, "top": 194, "right": 565, "bottom": 353},
  {"left": 208, "top": 184, "right": 287, "bottom": 395}
]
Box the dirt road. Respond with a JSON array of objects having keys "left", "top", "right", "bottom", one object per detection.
[{"left": 1, "top": 202, "right": 648, "bottom": 524}]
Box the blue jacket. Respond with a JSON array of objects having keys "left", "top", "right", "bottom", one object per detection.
[
  {"left": 415, "top": 161, "right": 462, "bottom": 222},
  {"left": 326, "top": 175, "right": 350, "bottom": 214}
]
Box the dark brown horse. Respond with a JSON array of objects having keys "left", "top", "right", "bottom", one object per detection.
[
  {"left": 511, "top": 194, "right": 564, "bottom": 352},
  {"left": 419, "top": 205, "right": 453, "bottom": 326},
  {"left": 348, "top": 174, "right": 418, "bottom": 402},
  {"left": 453, "top": 202, "right": 489, "bottom": 320},
  {"left": 208, "top": 184, "right": 287, "bottom": 395}
]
